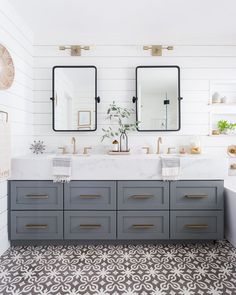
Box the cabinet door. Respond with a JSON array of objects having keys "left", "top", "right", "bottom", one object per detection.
[
  {"left": 11, "top": 211, "right": 63, "bottom": 240},
  {"left": 10, "top": 181, "right": 63, "bottom": 210},
  {"left": 64, "top": 211, "right": 116, "bottom": 240},
  {"left": 170, "top": 211, "right": 224, "bottom": 240},
  {"left": 118, "top": 181, "right": 169, "bottom": 210},
  {"left": 64, "top": 181, "right": 116, "bottom": 210},
  {"left": 117, "top": 211, "right": 169, "bottom": 240},
  {"left": 170, "top": 180, "right": 224, "bottom": 210}
]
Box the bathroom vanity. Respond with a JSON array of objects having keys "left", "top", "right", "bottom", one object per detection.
[{"left": 9, "top": 154, "right": 226, "bottom": 245}]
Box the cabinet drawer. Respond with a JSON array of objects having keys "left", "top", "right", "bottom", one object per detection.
[
  {"left": 64, "top": 181, "right": 116, "bottom": 210},
  {"left": 118, "top": 181, "right": 169, "bottom": 210},
  {"left": 11, "top": 211, "right": 63, "bottom": 240},
  {"left": 64, "top": 211, "right": 116, "bottom": 240},
  {"left": 117, "top": 211, "right": 169, "bottom": 240},
  {"left": 10, "top": 181, "right": 63, "bottom": 210},
  {"left": 170, "top": 211, "right": 224, "bottom": 240},
  {"left": 170, "top": 181, "right": 224, "bottom": 210}
]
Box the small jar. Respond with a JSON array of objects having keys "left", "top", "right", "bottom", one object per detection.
[{"left": 112, "top": 140, "right": 119, "bottom": 152}]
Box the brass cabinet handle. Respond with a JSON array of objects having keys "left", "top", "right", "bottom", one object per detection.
[
  {"left": 25, "top": 194, "right": 49, "bottom": 199},
  {"left": 130, "top": 195, "right": 154, "bottom": 199},
  {"left": 25, "top": 224, "right": 48, "bottom": 229},
  {"left": 185, "top": 194, "right": 208, "bottom": 199},
  {"left": 79, "top": 194, "right": 101, "bottom": 199},
  {"left": 79, "top": 224, "right": 102, "bottom": 229},
  {"left": 132, "top": 224, "right": 155, "bottom": 229},
  {"left": 185, "top": 224, "right": 209, "bottom": 229}
]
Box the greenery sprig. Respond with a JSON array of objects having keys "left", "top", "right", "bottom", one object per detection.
[
  {"left": 217, "top": 120, "right": 236, "bottom": 133},
  {"left": 101, "top": 101, "right": 139, "bottom": 142}
]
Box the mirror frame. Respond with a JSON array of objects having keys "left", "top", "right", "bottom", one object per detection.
[
  {"left": 51, "top": 65, "right": 100, "bottom": 132},
  {"left": 133, "top": 65, "right": 182, "bottom": 132}
]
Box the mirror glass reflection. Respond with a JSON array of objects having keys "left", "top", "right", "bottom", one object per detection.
[
  {"left": 53, "top": 66, "right": 96, "bottom": 131},
  {"left": 136, "top": 66, "right": 180, "bottom": 131}
]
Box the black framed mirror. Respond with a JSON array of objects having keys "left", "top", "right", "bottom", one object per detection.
[
  {"left": 51, "top": 66, "right": 100, "bottom": 132},
  {"left": 133, "top": 66, "right": 182, "bottom": 131}
]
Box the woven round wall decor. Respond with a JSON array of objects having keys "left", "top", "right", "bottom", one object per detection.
[{"left": 0, "top": 44, "right": 15, "bottom": 90}]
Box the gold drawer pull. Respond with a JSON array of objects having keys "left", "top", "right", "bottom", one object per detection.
[
  {"left": 25, "top": 224, "right": 48, "bottom": 229},
  {"left": 185, "top": 224, "right": 209, "bottom": 229},
  {"left": 80, "top": 194, "right": 101, "bottom": 199},
  {"left": 79, "top": 224, "right": 102, "bottom": 229},
  {"left": 132, "top": 224, "right": 155, "bottom": 229},
  {"left": 25, "top": 194, "right": 49, "bottom": 199},
  {"left": 130, "top": 195, "right": 154, "bottom": 199},
  {"left": 185, "top": 194, "right": 208, "bottom": 199}
]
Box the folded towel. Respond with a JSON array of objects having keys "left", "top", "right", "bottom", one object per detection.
[
  {"left": 161, "top": 156, "right": 180, "bottom": 181},
  {"left": 0, "top": 117, "right": 11, "bottom": 181},
  {"left": 52, "top": 157, "right": 72, "bottom": 183}
]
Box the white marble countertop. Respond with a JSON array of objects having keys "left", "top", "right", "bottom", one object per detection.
[{"left": 10, "top": 153, "right": 228, "bottom": 180}]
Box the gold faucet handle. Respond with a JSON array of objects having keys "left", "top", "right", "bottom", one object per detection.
[
  {"left": 167, "top": 147, "right": 176, "bottom": 154},
  {"left": 142, "top": 146, "right": 150, "bottom": 154},
  {"left": 83, "top": 146, "right": 92, "bottom": 155},
  {"left": 58, "top": 147, "right": 66, "bottom": 154}
]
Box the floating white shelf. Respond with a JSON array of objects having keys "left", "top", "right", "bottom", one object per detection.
[{"left": 209, "top": 80, "right": 236, "bottom": 136}]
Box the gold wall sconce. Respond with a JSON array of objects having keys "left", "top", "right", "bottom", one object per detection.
[
  {"left": 143, "top": 45, "right": 174, "bottom": 56},
  {"left": 59, "top": 45, "right": 90, "bottom": 56}
]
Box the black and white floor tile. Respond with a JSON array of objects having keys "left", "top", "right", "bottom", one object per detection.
[{"left": 0, "top": 240, "right": 236, "bottom": 295}]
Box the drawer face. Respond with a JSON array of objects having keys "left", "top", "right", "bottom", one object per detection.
[
  {"left": 11, "top": 211, "right": 63, "bottom": 240},
  {"left": 64, "top": 181, "right": 116, "bottom": 210},
  {"left": 117, "top": 211, "right": 169, "bottom": 240},
  {"left": 10, "top": 181, "right": 63, "bottom": 210},
  {"left": 170, "top": 211, "right": 224, "bottom": 240},
  {"left": 118, "top": 181, "right": 169, "bottom": 210},
  {"left": 64, "top": 211, "right": 116, "bottom": 240},
  {"left": 170, "top": 181, "right": 224, "bottom": 210}
]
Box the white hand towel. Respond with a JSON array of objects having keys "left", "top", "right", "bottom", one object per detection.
[
  {"left": 0, "top": 118, "right": 11, "bottom": 181},
  {"left": 161, "top": 156, "right": 180, "bottom": 181},
  {"left": 52, "top": 157, "right": 72, "bottom": 183}
]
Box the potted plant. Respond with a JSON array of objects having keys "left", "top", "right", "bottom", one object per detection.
[
  {"left": 101, "top": 101, "right": 139, "bottom": 152},
  {"left": 217, "top": 120, "right": 236, "bottom": 135}
]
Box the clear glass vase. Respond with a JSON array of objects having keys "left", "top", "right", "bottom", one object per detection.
[{"left": 120, "top": 132, "right": 129, "bottom": 152}]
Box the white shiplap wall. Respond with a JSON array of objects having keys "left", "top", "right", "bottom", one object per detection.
[
  {"left": 0, "top": 0, "right": 33, "bottom": 255},
  {"left": 33, "top": 45, "right": 236, "bottom": 154}
]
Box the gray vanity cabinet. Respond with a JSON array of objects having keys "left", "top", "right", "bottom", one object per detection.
[
  {"left": 9, "top": 180, "right": 224, "bottom": 243},
  {"left": 170, "top": 180, "right": 224, "bottom": 240},
  {"left": 9, "top": 181, "right": 63, "bottom": 240}
]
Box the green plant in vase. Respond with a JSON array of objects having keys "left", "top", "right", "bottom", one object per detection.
[
  {"left": 101, "top": 101, "right": 139, "bottom": 151},
  {"left": 217, "top": 120, "right": 236, "bottom": 135}
]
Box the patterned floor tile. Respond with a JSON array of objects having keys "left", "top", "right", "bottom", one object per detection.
[{"left": 0, "top": 240, "right": 236, "bottom": 295}]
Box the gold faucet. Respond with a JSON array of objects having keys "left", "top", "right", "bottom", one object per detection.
[
  {"left": 142, "top": 146, "right": 150, "bottom": 154},
  {"left": 83, "top": 146, "right": 92, "bottom": 155},
  {"left": 157, "top": 137, "right": 162, "bottom": 154},
  {"left": 71, "top": 137, "right": 77, "bottom": 154}
]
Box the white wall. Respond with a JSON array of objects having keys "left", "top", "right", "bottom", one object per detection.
[
  {"left": 33, "top": 45, "right": 236, "bottom": 154},
  {"left": 0, "top": 0, "right": 33, "bottom": 255}
]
